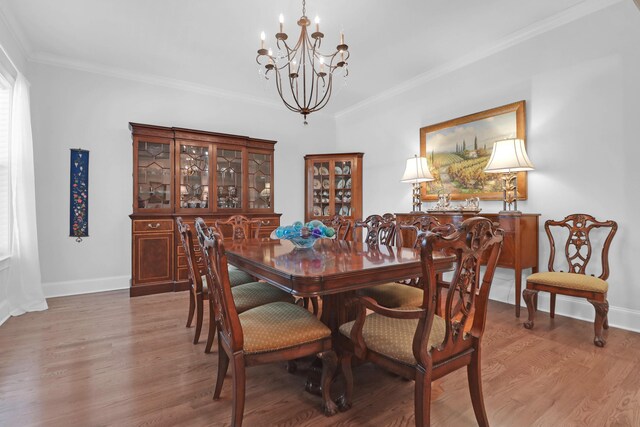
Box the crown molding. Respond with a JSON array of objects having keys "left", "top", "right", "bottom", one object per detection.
[
  {"left": 29, "top": 52, "right": 303, "bottom": 112},
  {"left": 0, "top": 3, "right": 33, "bottom": 59},
  {"left": 334, "top": 0, "right": 624, "bottom": 120}
]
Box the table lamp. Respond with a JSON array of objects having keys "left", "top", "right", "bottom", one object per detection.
[
  {"left": 483, "top": 138, "right": 534, "bottom": 213},
  {"left": 401, "top": 155, "right": 434, "bottom": 212}
]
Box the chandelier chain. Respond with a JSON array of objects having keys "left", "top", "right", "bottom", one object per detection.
[{"left": 302, "top": 0, "right": 306, "bottom": 16}]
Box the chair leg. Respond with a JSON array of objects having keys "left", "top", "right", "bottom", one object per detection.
[
  {"left": 550, "top": 293, "right": 556, "bottom": 318},
  {"left": 205, "top": 302, "right": 216, "bottom": 354},
  {"left": 186, "top": 289, "right": 195, "bottom": 328},
  {"left": 194, "top": 292, "right": 204, "bottom": 344},
  {"left": 230, "top": 352, "right": 246, "bottom": 427},
  {"left": 523, "top": 289, "right": 538, "bottom": 329},
  {"left": 604, "top": 315, "right": 609, "bottom": 330},
  {"left": 318, "top": 350, "right": 339, "bottom": 416},
  {"left": 214, "top": 338, "right": 229, "bottom": 400},
  {"left": 337, "top": 352, "right": 353, "bottom": 412},
  {"left": 414, "top": 366, "right": 432, "bottom": 427},
  {"left": 311, "top": 297, "right": 320, "bottom": 316},
  {"left": 588, "top": 299, "right": 609, "bottom": 347},
  {"left": 467, "top": 348, "right": 489, "bottom": 427}
]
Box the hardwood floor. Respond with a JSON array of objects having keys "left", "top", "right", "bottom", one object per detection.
[{"left": 1, "top": 290, "right": 639, "bottom": 426}]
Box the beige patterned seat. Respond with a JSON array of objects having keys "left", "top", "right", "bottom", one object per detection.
[
  {"left": 527, "top": 271, "right": 607, "bottom": 293},
  {"left": 232, "top": 283, "right": 294, "bottom": 313},
  {"left": 240, "top": 302, "right": 331, "bottom": 354},
  {"left": 361, "top": 283, "right": 424, "bottom": 309},
  {"left": 339, "top": 314, "right": 445, "bottom": 365}
]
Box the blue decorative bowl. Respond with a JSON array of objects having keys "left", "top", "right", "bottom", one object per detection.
[
  {"left": 271, "top": 221, "right": 336, "bottom": 249},
  {"left": 270, "top": 230, "right": 332, "bottom": 249}
]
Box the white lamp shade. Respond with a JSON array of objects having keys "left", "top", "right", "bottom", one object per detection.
[
  {"left": 401, "top": 156, "right": 434, "bottom": 183},
  {"left": 484, "top": 139, "right": 535, "bottom": 173}
]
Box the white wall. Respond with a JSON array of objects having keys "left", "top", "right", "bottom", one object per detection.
[
  {"left": 335, "top": 2, "right": 640, "bottom": 331},
  {"left": 28, "top": 63, "right": 336, "bottom": 296}
]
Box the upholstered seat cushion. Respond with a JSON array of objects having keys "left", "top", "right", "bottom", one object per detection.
[
  {"left": 358, "top": 283, "right": 424, "bottom": 308},
  {"left": 339, "top": 313, "right": 446, "bottom": 366},
  {"left": 239, "top": 302, "right": 331, "bottom": 354},
  {"left": 229, "top": 269, "right": 255, "bottom": 287},
  {"left": 232, "top": 281, "right": 295, "bottom": 313},
  {"left": 527, "top": 272, "right": 608, "bottom": 293}
]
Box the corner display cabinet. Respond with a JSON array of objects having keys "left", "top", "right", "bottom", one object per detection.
[
  {"left": 130, "top": 123, "right": 281, "bottom": 296},
  {"left": 304, "top": 153, "right": 363, "bottom": 223}
]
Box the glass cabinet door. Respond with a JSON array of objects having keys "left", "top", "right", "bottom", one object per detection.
[
  {"left": 248, "top": 152, "right": 272, "bottom": 209},
  {"left": 216, "top": 149, "right": 243, "bottom": 209},
  {"left": 137, "top": 141, "right": 172, "bottom": 210},
  {"left": 179, "top": 144, "right": 209, "bottom": 209},
  {"left": 311, "top": 160, "right": 331, "bottom": 218},
  {"left": 333, "top": 159, "right": 353, "bottom": 217}
]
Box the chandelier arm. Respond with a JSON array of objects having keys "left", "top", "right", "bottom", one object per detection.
[
  {"left": 309, "top": 76, "right": 333, "bottom": 112},
  {"left": 274, "top": 68, "right": 303, "bottom": 112}
]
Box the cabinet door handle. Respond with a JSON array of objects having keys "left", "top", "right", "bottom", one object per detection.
[
  {"left": 147, "top": 223, "right": 161, "bottom": 229},
  {"left": 261, "top": 220, "right": 270, "bottom": 225}
]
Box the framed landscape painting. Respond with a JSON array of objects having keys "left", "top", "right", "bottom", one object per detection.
[{"left": 420, "top": 100, "right": 527, "bottom": 201}]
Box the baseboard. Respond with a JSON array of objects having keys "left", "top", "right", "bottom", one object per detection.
[
  {"left": 0, "top": 299, "right": 10, "bottom": 327},
  {"left": 43, "top": 275, "right": 130, "bottom": 298},
  {"left": 489, "top": 274, "right": 640, "bottom": 334}
]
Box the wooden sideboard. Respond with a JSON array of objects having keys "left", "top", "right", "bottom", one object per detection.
[
  {"left": 130, "top": 123, "right": 281, "bottom": 297},
  {"left": 396, "top": 212, "right": 540, "bottom": 317}
]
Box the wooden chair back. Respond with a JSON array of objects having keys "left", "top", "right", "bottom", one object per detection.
[
  {"left": 176, "top": 217, "right": 205, "bottom": 294},
  {"left": 397, "top": 215, "right": 455, "bottom": 248},
  {"left": 354, "top": 213, "right": 396, "bottom": 246},
  {"left": 417, "top": 217, "right": 503, "bottom": 366},
  {"left": 545, "top": 213, "right": 618, "bottom": 280},
  {"left": 195, "top": 218, "right": 244, "bottom": 353},
  {"left": 215, "top": 215, "right": 261, "bottom": 240},
  {"left": 323, "top": 215, "right": 352, "bottom": 240}
]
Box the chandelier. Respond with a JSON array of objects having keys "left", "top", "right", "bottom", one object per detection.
[{"left": 256, "top": 0, "right": 350, "bottom": 124}]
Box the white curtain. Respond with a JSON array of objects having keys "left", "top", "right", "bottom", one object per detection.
[{"left": 8, "top": 72, "right": 47, "bottom": 315}]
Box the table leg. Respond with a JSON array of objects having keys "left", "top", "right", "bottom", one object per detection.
[
  {"left": 305, "top": 292, "right": 356, "bottom": 397},
  {"left": 515, "top": 267, "right": 521, "bottom": 318}
]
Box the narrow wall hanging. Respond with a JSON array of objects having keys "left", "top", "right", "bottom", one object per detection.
[{"left": 70, "top": 148, "right": 89, "bottom": 242}]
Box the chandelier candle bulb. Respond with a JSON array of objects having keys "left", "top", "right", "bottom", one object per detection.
[
  {"left": 279, "top": 13, "right": 284, "bottom": 32},
  {"left": 340, "top": 31, "right": 344, "bottom": 44},
  {"left": 260, "top": 31, "right": 265, "bottom": 49},
  {"left": 315, "top": 16, "right": 320, "bottom": 32}
]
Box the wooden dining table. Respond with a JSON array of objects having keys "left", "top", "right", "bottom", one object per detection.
[{"left": 225, "top": 237, "right": 455, "bottom": 395}]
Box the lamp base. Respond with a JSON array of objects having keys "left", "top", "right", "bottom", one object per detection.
[{"left": 410, "top": 182, "right": 422, "bottom": 212}]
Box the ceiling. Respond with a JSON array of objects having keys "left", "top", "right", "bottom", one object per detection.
[{"left": 0, "top": 0, "right": 605, "bottom": 115}]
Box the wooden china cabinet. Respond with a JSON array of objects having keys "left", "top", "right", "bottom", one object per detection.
[
  {"left": 304, "top": 153, "right": 363, "bottom": 223},
  {"left": 130, "top": 123, "right": 281, "bottom": 296}
]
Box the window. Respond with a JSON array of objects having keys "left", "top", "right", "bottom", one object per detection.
[{"left": 0, "top": 77, "right": 10, "bottom": 258}]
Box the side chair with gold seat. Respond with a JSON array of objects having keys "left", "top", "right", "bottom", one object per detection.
[
  {"left": 176, "top": 217, "right": 295, "bottom": 353},
  {"left": 195, "top": 219, "right": 338, "bottom": 427},
  {"left": 523, "top": 213, "right": 618, "bottom": 347},
  {"left": 357, "top": 214, "right": 453, "bottom": 309},
  {"left": 337, "top": 217, "right": 504, "bottom": 427}
]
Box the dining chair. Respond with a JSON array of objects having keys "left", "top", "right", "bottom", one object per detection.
[
  {"left": 195, "top": 219, "right": 338, "bottom": 426},
  {"left": 215, "top": 215, "right": 263, "bottom": 281},
  {"left": 523, "top": 213, "right": 618, "bottom": 347},
  {"left": 353, "top": 213, "right": 396, "bottom": 246},
  {"left": 356, "top": 214, "right": 446, "bottom": 309},
  {"left": 323, "top": 214, "right": 352, "bottom": 240},
  {"left": 177, "top": 217, "right": 295, "bottom": 353},
  {"left": 337, "top": 217, "right": 504, "bottom": 427}
]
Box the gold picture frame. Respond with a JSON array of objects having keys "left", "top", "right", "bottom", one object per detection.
[{"left": 420, "top": 100, "right": 527, "bottom": 201}]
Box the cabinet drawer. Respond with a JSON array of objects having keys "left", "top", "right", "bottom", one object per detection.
[{"left": 133, "top": 219, "right": 174, "bottom": 233}]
